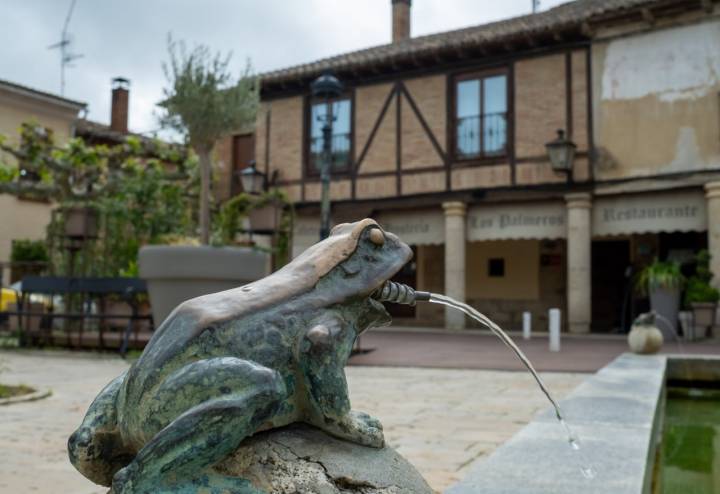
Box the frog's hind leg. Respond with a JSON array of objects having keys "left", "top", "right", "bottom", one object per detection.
[
  {"left": 111, "top": 357, "right": 285, "bottom": 494},
  {"left": 69, "top": 371, "right": 134, "bottom": 486}
]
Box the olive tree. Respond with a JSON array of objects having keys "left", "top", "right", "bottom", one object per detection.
[{"left": 159, "top": 35, "right": 259, "bottom": 244}]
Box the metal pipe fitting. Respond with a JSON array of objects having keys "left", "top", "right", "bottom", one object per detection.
[{"left": 372, "top": 281, "right": 431, "bottom": 306}]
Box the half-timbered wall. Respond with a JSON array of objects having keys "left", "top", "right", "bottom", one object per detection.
[{"left": 262, "top": 47, "right": 592, "bottom": 204}]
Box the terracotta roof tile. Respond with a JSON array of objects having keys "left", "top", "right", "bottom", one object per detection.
[{"left": 260, "top": 0, "right": 664, "bottom": 86}]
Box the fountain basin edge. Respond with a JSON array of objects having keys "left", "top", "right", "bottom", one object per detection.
[{"left": 446, "top": 353, "right": 720, "bottom": 494}]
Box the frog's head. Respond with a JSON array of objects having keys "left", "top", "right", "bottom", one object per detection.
[
  {"left": 325, "top": 218, "right": 413, "bottom": 299},
  {"left": 293, "top": 218, "right": 412, "bottom": 319}
]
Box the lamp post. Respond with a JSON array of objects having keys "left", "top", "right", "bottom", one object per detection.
[
  {"left": 311, "top": 72, "right": 344, "bottom": 240},
  {"left": 545, "top": 129, "right": 577, "bottom": 183}
]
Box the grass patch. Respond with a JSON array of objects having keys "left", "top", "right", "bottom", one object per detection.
[{"left": 0, "top": 383, "right": 35, "bottom": 399}]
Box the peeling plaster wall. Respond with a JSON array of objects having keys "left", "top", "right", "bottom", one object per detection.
[{"left": 593, "top": 20, "right": 720, "bottom": 180}]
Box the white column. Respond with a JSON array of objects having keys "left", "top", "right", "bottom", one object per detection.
[
  {"left": 706, "top": 182, "right": 720, "bottom": 290},
  {"left": 565, "top": 193, "right": 592, "bottom": 334},
  {"left": 443, "top": 201, "right": 467, "bottom": 330}
]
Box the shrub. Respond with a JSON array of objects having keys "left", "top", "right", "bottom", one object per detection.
[
  {"left": 10, "top": 239, "right": 48, "bottom": 263},
  {"left": 684, "top": 250, "right": 720, "bottom": 306}
]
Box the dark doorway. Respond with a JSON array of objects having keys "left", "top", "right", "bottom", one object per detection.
[
  {"left": 231, "top": 133, "right": 256, "bottom": 196},
  {"left": 592, "top": 240, "right": 631, "bottom": 333},
  {"left": 386, "top": 246, "right": 417, "bottom": 319}
]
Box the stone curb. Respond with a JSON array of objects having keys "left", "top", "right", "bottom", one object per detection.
[{"left": 0, "top": 387, "right": 52, "bottom": 406}]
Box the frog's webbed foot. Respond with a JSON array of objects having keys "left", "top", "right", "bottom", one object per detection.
[
  {"left": 69, "top": 371, "right": 133, "bottom": 486},
  {"left": 112, "top": 357, "right": 285, "bottom": 494},
  {"left": 314, "top": 410, "right": 385, "bottom": 448}
]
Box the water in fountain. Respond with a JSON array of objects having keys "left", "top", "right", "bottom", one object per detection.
[{"left": 426, "top": 293, "right": 597, "bottom": 480}]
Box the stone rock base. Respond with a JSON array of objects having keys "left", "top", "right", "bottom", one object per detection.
[{"left": 215, "top": 424, "right": 433, "bottom": 494}]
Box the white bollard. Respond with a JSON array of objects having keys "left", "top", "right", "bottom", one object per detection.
[
  {"left": 522, "top": 311, "right": 532, "bottom": 340},
  {"left": 549, "top": 308, "right": 561, "bottom": 352}
]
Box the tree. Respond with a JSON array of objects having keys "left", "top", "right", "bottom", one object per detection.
[
  {"left": 159, "top": 35, "right": 259, "bottom": 244},
  {"left": 0, "top": 123, "right": 197, "bottom": 277}
]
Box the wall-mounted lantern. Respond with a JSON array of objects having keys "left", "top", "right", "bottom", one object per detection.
[
  {"left": 545, "top": 129, "right": 576, "bottom": 180},
  {"left": 239, "top": 160, "right": 265, "bottom": 195}
]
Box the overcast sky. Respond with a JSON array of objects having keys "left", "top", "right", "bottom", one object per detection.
[{"left": 1, "top": 0, "right": 570, "bottom": 136}]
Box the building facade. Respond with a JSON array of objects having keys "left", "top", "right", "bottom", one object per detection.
[
  {"left": 0, "top": 80, "right": 86, "bottom": 284},
  {"left": 251, "top": 0, "right": 720, "bottom": 332}
]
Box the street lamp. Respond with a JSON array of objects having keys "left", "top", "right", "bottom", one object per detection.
[
  {"left": 310, "top": 72, "right": 344, "bottom": 240},
  {"left": 545, "top": 129, "right": 576, "bottom": 182},
  {"left": 239, "top": 160, "right": 265, "bottom": 194}
]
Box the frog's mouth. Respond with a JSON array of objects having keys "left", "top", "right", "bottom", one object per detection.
[{"left": 354, "top": 230, "right": 415, "bottom": 333}]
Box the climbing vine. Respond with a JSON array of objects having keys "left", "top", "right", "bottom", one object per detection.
[{"left": 215, "top": 188, "right": 294, "bottom": 267}]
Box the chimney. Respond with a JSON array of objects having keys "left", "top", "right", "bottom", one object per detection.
[
  {"left": 110, "top": 77, "right": 130, "bottom": 133},
  {"left": 392, "top": 0, "right": 411, "bottom": 42}
]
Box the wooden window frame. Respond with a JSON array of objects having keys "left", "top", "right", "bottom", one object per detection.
[
  {"left": 303, "top": 91, "right": 355, "bottom": 178},
  {"left": 449, "top": 66, "right": 511, "bottom": 165}
]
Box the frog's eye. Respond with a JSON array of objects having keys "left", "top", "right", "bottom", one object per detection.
[{"left": 369, "top": 228, "right": 385, "bottom": 246}]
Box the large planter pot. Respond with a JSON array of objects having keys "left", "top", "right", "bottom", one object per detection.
[
  {"left": 691, "top": 302, "right": 717, "bottom": 327},
  {"left": 691, "top": 302, "right": 717, "bottom": 339},
  {"left": 139, "top": 245, "right": 270, "bottom": 327},
  {"left": 649, "top": 286, "right": 680, "bottom": 340},
  {"left": 248, "top": 203, "right": 280, "bottom": 234},
  {"left": 678, "top": 310, "right": 694, "bottom": 341}
]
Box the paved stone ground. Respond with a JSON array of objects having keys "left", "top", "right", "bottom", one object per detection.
[
  {"left": 0, "top": 350, "right": 584, "bottom": 493},
  {"left": 352, "top": 329, "right": 720, "bottom": 372}
]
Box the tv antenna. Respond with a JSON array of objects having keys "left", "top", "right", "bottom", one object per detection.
[
  {"left": 48, "top": 0, "right": 83, "bottom": 95},
  {"left": 532, "top": 0, "right": 540, "bottom": 13}
]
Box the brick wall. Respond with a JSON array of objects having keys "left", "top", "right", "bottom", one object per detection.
[
  {"left": 515, "top": 54, "right": 566, "bottom": 159},
  {"left": 402, "top": 75, "right": 446, "bottom": 170},
  {"left": 571, "top": 50, "right": 589, "bottom": 152},
  {"left": 268, "top": 96, "right": 303, "bottom": 181},
  {"left": 452, "top": 165, "right": 511, "bottom": 190},
  {"left": 255, "top": 103, "right": 270, "bottom": 172},
  {"left": 356, "top": 83, "right": 397, "bottom": 174},
  {"left": 402, "top": 171, "right": 445, "bottom": 195}
]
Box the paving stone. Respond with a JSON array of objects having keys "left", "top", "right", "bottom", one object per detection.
[{"left": 0, "top": 350, "right": 585, "bottom": 493}]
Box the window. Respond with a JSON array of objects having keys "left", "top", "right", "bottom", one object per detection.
[
  {"left": 454, "top": 71, "right": 508, "bottom": 159},
  {"left": 488, "top": 258, "right": 505, "bottom": 277},
  {"left": 308, "top": 97, "right": 352, "bottom": 173}
]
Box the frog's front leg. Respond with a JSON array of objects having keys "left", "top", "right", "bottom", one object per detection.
[
  {"left": 112, "top": 357, "right": 286, "bottom": 494},
  {"left": 298, "top": 316, "right": 384, "bottom": 448}
]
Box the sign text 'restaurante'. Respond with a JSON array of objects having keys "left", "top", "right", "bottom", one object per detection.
[{"left": 601, "top": 205, "right": 699, "bottom": 222}]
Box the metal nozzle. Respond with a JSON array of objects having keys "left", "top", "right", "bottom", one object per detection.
[{"left": 372, "top": 281, "right": 431, "bottom": 306}]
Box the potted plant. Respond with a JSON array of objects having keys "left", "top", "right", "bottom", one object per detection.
[
  {"left": 684, "top": 250, "right": 719, "bottom": 339},
  {"left": 636, "top": 259, "right": 685, "bottom": 339},
  {"left": 9, "top": 239, "right": 48, "bottom": 283}
]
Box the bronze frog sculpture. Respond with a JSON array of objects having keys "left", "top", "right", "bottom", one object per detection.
[{"left": 68, "top": 219, "right": 412, "bottom": 494}]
